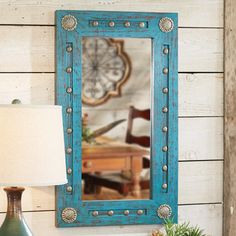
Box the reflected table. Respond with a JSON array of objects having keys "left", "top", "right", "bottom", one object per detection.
[{"left": 82, "top": 137, "right": 149, "bottom": 197}]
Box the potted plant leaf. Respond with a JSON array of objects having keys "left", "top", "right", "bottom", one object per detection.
[{"left": 152, "top": 220, "right": 209, "bottom": 236}]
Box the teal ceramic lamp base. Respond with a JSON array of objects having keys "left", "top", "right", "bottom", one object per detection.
[{"left": 0, "top": 187, "right": 33, "bottom": 236}]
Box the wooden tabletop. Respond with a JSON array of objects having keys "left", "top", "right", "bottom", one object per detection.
[{"left": 82, "top": 136, "right": 149, "bottom": 158}]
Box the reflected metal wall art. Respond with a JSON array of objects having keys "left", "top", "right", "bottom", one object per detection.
[{"left": 82, "top": 37, "right": 131, "bottom": 106}]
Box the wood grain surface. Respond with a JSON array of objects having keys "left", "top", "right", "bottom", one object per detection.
[{"left": 224, "top": 0, "right": 236, "bottom": 235}]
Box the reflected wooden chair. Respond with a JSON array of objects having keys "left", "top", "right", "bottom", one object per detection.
[
  {"left": 125, "top": 106, "right": 150, "bottom": 189},
  {"left": 83, "top": 106, "right": 150, "bottom": 196}
]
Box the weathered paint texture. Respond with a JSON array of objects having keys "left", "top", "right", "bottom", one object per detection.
[{"left": 56, "top": 11, "right": 178, "bottom": 227}]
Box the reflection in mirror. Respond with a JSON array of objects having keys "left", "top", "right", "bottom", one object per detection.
[
  {"left": 82, "top": 37, "right": 131, "bottom": 106},
  {"left": 82, "top": 37, "right": 151, "bottom": 201}
]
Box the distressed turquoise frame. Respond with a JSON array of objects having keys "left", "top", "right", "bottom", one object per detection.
[{"left": 56, "top": 10, "right": 178, "bottom": 227}]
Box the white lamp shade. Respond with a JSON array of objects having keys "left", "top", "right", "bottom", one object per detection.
[{"left": 0, "top": 105, "right": 67, "bottom": 186}]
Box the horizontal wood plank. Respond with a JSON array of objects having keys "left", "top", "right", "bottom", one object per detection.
[
  {"left": 179, "top": 117, "right": 223, "bottom": 161},
  {"left": 0, "top": 73, "right": 55, "bottom": 105},
  {"left": 0, "top": 27, "right": 223, "bottom": 72},
  {"left": 179, "top": 73, "right": 223, "bottom": 116},
  {"left": 178, "top": 204, "right": 222, "bottom": 236},
  {"left": 0, "top": 204, "right": 223, "bottom": 236},
  {"left": 0, "top": 74, "right": 223, "bottom": 161},
  {"left": 0, "top": 0, "right": 223, "bottom": 27},
  {"left": 179, "top": 161, "right": 223, "bottom": 204},
  {"left": 87, "top": 117, "right": 223, "bottom": 161},
  {"left": 0, "top": 73, "right": 223, "bottom": 116},
  {"left": 0, "top": 26, "right": 54, "bottom": 73},
  {"left": 179, "top": 28, "right": 223, "bottom": 72},
  {"left": 0, "top": 161, "right": 223, "bottom": 212},
  {"left": 84, "top": 73, "right": 223, "bottom": 116},
  {"left": 0, "top": 75, "right": 223, "bottom": 162}
]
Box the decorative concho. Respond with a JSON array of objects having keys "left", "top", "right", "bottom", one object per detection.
[
  {"left": 62, "top": 207, "right": 77, "bottom": 223},
  {"left": 159, "top": 17, "right": 174, "bottom": 33},
  {"left": 61, "top": 15, "right": 77, "bottom": 31},
  {"left": 157, "top": 204, "right": 172, "bottom": 219}
]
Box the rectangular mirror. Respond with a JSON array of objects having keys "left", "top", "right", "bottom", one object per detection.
[
  {"left": 56, "top": 10, "right": 178, "bottom": 227},
  {"left": 82, "top": 37, "right": 151, "bottom": 201}
]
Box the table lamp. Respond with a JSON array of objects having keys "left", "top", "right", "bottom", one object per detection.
[{"left": 0, "top": 103, "right": 67, "bottom": 236}]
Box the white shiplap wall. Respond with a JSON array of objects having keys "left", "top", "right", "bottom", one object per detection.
[{"left": 0, "top": 1, "right": 223, "bottom": 236}]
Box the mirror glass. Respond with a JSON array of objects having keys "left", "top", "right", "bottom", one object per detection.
[{"left": 81, "top": 37, "right": 151, "bottom": 201}]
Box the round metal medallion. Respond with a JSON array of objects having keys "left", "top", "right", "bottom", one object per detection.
[
  {"left": 62, "top": 207, "right": 77, "bottom": 223},
  {"left": 159, "top": 17, "right": 174, "bottom": 33},
  {"left": 157, "top": 204, "right": 172, "bottom": 219},
  {"left": 61, "top": 15, "right": 78, "bottom": 31}
]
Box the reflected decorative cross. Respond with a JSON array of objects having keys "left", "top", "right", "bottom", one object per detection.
[{"left": 82, "top": 37, "right": 131, "bottom": 106}]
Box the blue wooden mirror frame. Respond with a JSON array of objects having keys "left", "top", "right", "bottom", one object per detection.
[{"left": 56, "top": 10, "right": 178, "bottom": 227}]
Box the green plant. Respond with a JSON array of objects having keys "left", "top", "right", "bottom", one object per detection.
[
  {"left": 164, "top": 220, "right": 207, "bottom": 236},
  {"left": 152, "top": 219, "right": 208, "bottom": 236}
]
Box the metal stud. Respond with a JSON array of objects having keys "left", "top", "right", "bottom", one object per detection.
[
  {"left": 162, "top": 87, "right": 169, "bottom": 94},
  {"left": 92, "top": 21, "right": 99, "bottom": 27},
  {"left": 139, "top": 22, "right": 145, "bottom": 28},
  {"left": 66, "top": 107, "right": 72, "bottom": 113},
  {"left": 159, "top": 17, "right": 174, "bottom": 33},
  {"left": 66, "top": 67, "right": 72, "bottom": 73},
  {"left": 62, "top": 207, "right": 77, "bottom": 223},
  {"left": 137, "top": 210, "right": 143, "bottom": 215},
  {"left": 67, "top": 128, "right": 73, "bottom": 134},
  {"left": 67, "top": 168, "right": 72, "bottom": 175},
  {"left": 66, "top": 186, "right": 72, "bottom": 192},
  {"left": 162, "top": 107, "right": 168, "bottom": 113},
  {"left": 66, "top": 46, "right": 73, "bottom": 52},
  {"left": 162, "top": 183, "right": 168, "bottom": 189},
  {"left": 124, "top": 210, "right": 129, "bottom": 216},
  {"left": 157, "top": 204, "right": 172, "bottom": 219},
  {"left": 162, "top": 126, "right": 168, "bottom": 132},
  {"left": 163, "top": 47, "right": 169, "bottom": 55},
  {"left": 162, "top": 165, "right": 168, "bottom": 172},
  {"left": 61, "top": 15, "right": 78, "bottom": 31},
  {"left": 124, "top": 21, "right": 131, "bottom": 27},
  {"left": 108, "top": 210, "right": 114, "bottom": 216},
  {"left": 162, "top": 146, "right": 168, "bottom": 152},
  {"left": 92, "top": 211, "right": 99, "bottom": 217},
  {"left": 66, "top": 87, "right": 73, "bottom": 94},
  {"left": 163, "top": 68, "right": 169, "bottom": 74},
  {"left": 109, "top": 21, "right": 115, "bottom": 27},
  {"left": 66, "top": 147, "right": 72, "bottom": 154}
]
